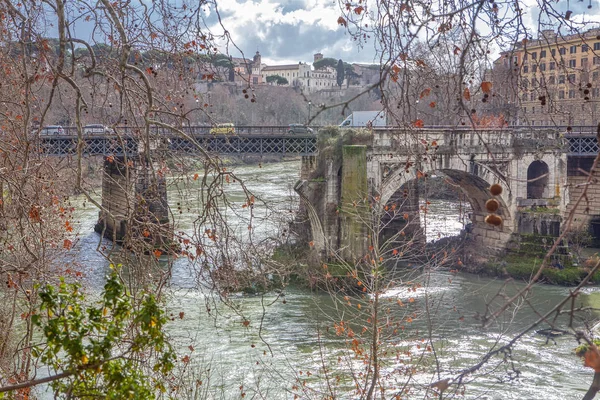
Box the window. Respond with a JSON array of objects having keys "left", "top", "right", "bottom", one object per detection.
[
  {"left": 532, "top": 107, "right": 535, "bottom": 114},
  {"left": 570, "top": 45, "right": 577, "bottom": 54},
  {"left": 540, "top": 50, "right": 547, "bottom": 58},
  {"left": 532, "top": 52, "right": 537, "bottom": 59},
  {"left": 253, "top": 77, "right": 258, "bottom": 85},
  {"left": 532, "top": 65, "right": 538, "bottom": 73},
  {"left": 559, "top": 75, "right": 565, "bottom": 84},
  {"left": 549, "top": 62, "right": 556, "bottom": 70},
  {"left": 523, "top": 107, "right": 527, "bottom": 114},
  {"left": 594, "top": 57, "right": 600, "bottom": 65},
  {"left": 594, "top": 71, "right": 599, "bottom": 80},
  {"left": 595, "top": 43, "right": 600, "bottom": 51},
  {"left": 523, "top": 65, "right": 529, "bottom": 73},
  {"left": 594, "top": 88, "right": 600, "bottom": 98},
  {"left": 582, "top": 58, "right": 589, "bottom": 69},
  {"left": 568, "top": 74, "right": 576, "bottom": 83},
  {"left": 522, "top": 93, "right": 528, "bottom": 101},
  {"left": 582, "top": 44, "right": 589, "bottom": 52},
  {"left": 549, "top": 75, "right": 555, "bottom": 84},
  {"left": 530, "top": 92, "right": 536, "bottom": 101},
  {"left": 569, "top": 59, "right": 576, "bottom": 68},
  {"left": 559, "top": 47, "right": 566, "bottom": 55},
  {"left": 569, "top": 89, "right": 575, "bottom": 98},
  {"left": 559, "top": 90, "right": 565, "bottom": 99},
  {"left": 551, "top": 49, "right": 556, "bottom": 56},
  {"left": 540, "top": 63, "right": 546, "bottom": 71}
]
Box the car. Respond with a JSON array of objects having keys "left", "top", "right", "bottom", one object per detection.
[
  {"left": 40, "top": 125, "right": 64, "bottom": 135},
  {"left": 83, "top": 124, "right": 113, "bottom": 135},
  {"left": 287, "top": 124, "right": 314, "bottom": 134},
  {"left": 210, "top": 123, "right": 235, "bottom": 135}
]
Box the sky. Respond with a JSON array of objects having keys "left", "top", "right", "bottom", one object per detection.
[
  {"left": 202, "top": 0, "right": 600, "bottom": 66},
  {"left": 54, "top": 0, "right": 600, "bottom": 68},
  {"left": 201, "top": 0, "right": 379, "bottom": 65}
]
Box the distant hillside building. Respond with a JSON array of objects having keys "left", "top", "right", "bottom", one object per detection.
[
  {"left": 205, "top": 50, "right": 360, "bottom": 92},
  {"left": 261, "top": 63, "right": 311, "bottom": 88},
  {"left": 230, "top": 51, "right": 263, "bottom": 85}
]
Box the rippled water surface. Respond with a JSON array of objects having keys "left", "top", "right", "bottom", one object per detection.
[{"left": 61, "top": 161, "right": 599, "bottom": 399}]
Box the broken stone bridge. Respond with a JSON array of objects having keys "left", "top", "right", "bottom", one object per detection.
[{"left": 295, "top": 126, "right": 599, "bottom": 262}]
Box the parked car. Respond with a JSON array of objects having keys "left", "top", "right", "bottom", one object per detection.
[
  {"left": 210, "top": 123, "right": 235, "bottom": 135},
  {"left": 287, "top": 124, "right": 314, "bottom": 134},
  {"left": 83, "top": 124, "right": 113, "bottom": 135},
  {"left": 40, "top": 125, "right": 64, "bottom": 135}
]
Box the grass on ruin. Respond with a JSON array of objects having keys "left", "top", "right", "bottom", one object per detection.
[{"left": 485, "top": 254, "right": 599, "bottom": 285}]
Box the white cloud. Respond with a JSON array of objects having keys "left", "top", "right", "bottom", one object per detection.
[{"left": 203, "top": 0, "right": 377, "bottom": 65}]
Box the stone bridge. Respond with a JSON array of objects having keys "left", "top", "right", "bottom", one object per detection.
[{"left": 295, "top": 126, "right": 599, "bottom": 262}]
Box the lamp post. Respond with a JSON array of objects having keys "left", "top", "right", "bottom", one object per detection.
[
  {"left": 308, "top": 101, "right": 312, "bottom": 125},
  {"left": 207, "top": 91, "right": 212, "bottom": 125}
]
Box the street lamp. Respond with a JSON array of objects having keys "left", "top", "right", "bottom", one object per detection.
[
  {"left": 206, "top": 91, "right": 212, "bottom": 126},
  {"left": 308, "top": 101, "right": 312, "bottom": 125}
]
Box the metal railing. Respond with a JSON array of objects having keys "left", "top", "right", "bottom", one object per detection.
[
  {"left": 32, "top": 125, "right": 600, "bottom": 157},
  {"left": 35, "top": 132, "right": 318, "bottom": 156}
]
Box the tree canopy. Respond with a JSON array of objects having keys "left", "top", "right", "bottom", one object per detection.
[
  {"left": 336, "top": 59, "right": 345, "bottom": 87},
  {"left": 313, "top": 57, "right": 338, "bottom": 70},
  {"left": 266, "top": 74, "right": 289, "bottom": 85}
]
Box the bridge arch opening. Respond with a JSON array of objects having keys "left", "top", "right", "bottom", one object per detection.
[
  {"left": 527, "top": 160, "right": 549, "bottom": 199},
  {"left": 380, "top": 169, "right": 510, "bottom": 245}
]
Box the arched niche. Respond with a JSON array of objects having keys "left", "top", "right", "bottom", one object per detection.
[{"left": 527, "top": 160, "right": 549, "bottom": 199}]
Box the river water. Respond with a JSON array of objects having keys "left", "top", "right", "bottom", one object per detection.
[{"left": 63, "top": 160, "right": 598, "bottom": 399}]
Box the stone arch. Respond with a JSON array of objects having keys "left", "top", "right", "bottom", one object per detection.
[
  {"left": 380, "top": 165, "right": 511, "bottom": 219},
  {"left": 440, "top": 169, "right": 509, "bottom": 219},
  {"left": 379, "top": 166, "right": 514, "bottom": 251},
  {"left": 527, "top": 160, "right": 549, "bottom": 199}
]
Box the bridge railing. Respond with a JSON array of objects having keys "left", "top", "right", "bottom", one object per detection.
[
  {"left": 55, "top": 125, "right": 324, "bottom": 136},
  {"left": 34, "top": 132, "right": 318, "bottom": 156},
  {"left": 31, "top": 125, "right": 600, "bottom": 156},
  {"left": 373, "top": 126, "right": 598, "bottom": 155}
]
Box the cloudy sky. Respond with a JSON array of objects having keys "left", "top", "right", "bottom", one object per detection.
[
  {"left": 202, "top": 0, "right": 600, "bottom": 66},
  {"left": 60, "top": 0, "right": 600, "bottom": 67},
  {"left": 202, "top": 0, "right": 379, "bottom": 65}
]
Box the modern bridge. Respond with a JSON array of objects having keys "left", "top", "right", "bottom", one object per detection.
[{"left": 35, "top": 126, "right": 318, "bottom": 156}]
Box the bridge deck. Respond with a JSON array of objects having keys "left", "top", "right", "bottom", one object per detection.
[
  {"left": 36, "top": 133, "right": 318, "bottom": 156},
  {"left": 32, "top": 125, "right": 599, "bottom": 157}
]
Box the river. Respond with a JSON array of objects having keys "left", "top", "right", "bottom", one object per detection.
[{"left": 62, "top": 160, "right": 598, "bottom": 399}]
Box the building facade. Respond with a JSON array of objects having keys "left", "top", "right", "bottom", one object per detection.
[
  {"left": 261, "top": 63, "right": 311, "bottom": 88},
  {"left": 488, "top": 28, "right": 600, "bottom": 126},
  {"left": 204, "top": 50, "right": 366, "bottom": 92}
]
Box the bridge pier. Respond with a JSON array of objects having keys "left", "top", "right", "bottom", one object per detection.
[
  {"left": 94, "top": 156, "right": 172, "bottom": 250},
  {"left": 339, "top": 146, "right": 369, "bottom": 262}
]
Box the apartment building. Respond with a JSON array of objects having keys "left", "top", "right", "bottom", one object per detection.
[{"left": 492, "top": 28, "right": 600, "bottom": 126}]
